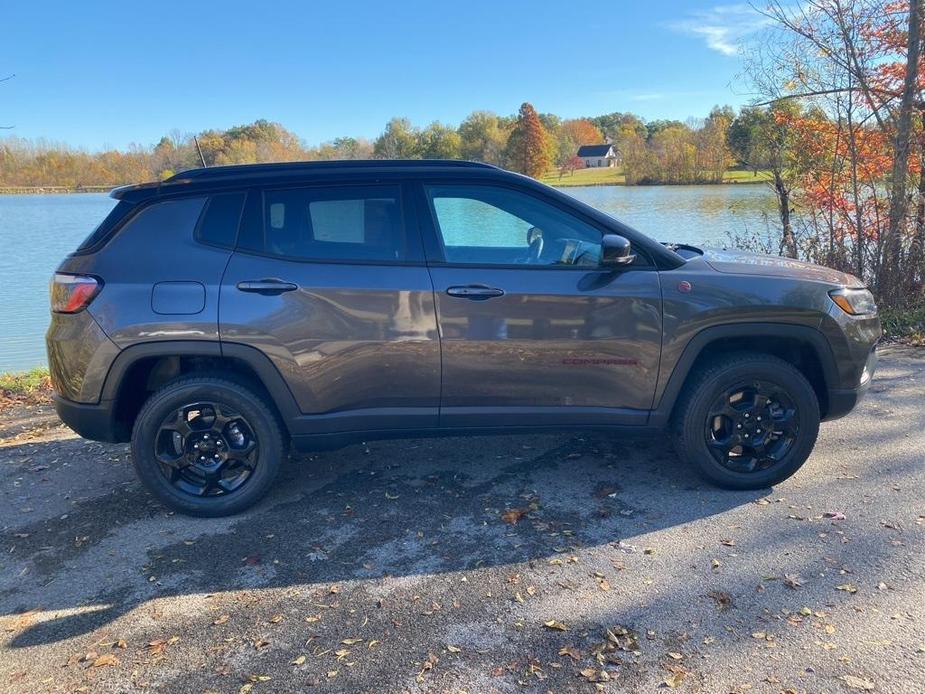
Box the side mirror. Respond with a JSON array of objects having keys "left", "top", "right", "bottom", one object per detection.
[{"left": 601, "top": 234, "right": 636, "bottom": 267}]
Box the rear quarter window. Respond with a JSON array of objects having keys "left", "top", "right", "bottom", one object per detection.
[
  {"left": 76, "top": 200, "right": 136, "bottom": 253},
  {"left": 195, "top": 193, "right": 246, "bottom": 248}
]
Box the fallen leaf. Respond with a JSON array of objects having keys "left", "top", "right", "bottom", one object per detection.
[
  {"left": 92, "top": 654, "right": 119, "bottom": 668},
  {"left": 543, "top": 620, "right": 568, "bottom": 631},
  {"left": 212, "top": 614, "right": 230, "bottom": 626},
  {"left": 268, "top": 614, "right": 284, "bottom": 624},
  {"left": 667, "top": 651, "right": 683, "bottom": 660},
  {"left": 501, "top": 508, "right": 529, "bottom": 525},
  {"left": 663, "top": 671, "right": 686, "bottom": 688},
  {"left": 291, "top": 655, "right": 306, "bottom": 666},
  {"left": 446, "top": 644, "right": 461, "bottom": 653},
  {"left": 840, "top": 674, "right": 875, "bottom": 690},
  {"left": 341, "top": 638, "right": 363, "bottom": 645},
  {"left": 707, "top": 591, "right": 733, "bottom": 610},
  {"left": 836, "top": 583, "right": 859, "bottom": 594},
  {"left": 558, "top": 645, "right": 581, "bottom": 660},
  {"left": 784, "top": 574, "right": 803, "bottom": 589},
  {"left": 384, "top": 491, "right": 400, "bottom": 500},
  {"left": 824, "top": 511, "right": 846, "bottom": 520}
]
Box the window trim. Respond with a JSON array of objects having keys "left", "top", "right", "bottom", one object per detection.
[
  {"left": 234, "top": 181, "right": 423, "bottom": 265},
  {"left": 416, "top": 180, "right": 654, "bottom": 271}
]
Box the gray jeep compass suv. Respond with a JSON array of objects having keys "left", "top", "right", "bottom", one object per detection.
[{"left": 47, "top": 160, "right": 881, "bottom": 516}]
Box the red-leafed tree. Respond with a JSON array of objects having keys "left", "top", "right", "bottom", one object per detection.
[
  {"left": 505, "top": 102, "right": 553, "bottom": 178},
  {"left": 746, "top": 0, "right": 925, "bottom": 305}
]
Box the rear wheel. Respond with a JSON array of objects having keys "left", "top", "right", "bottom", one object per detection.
[
  {"left": 131, "top": 377, "right": 285, "bottom": 516},
  {"left": 672, "top": 353, "right": 820, "bottom": 489}
]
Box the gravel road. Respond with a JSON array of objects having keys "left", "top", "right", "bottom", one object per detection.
[{"left": 1, "top": 347, "right": 922, "bottom": 693}]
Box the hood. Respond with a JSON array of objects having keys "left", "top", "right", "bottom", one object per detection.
[{"left": 702, "top": 248, "right": 863, "bottom": 287}]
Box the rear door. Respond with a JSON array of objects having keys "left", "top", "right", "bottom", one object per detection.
[
  {"left": 416, "top": 182, "right": 662, "bottom": 428},
  {"left": 219, "top": 183, "right": 440, "bottom": 434}
]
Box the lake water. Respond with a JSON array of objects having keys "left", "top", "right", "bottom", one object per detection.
[{"left": 0, "top": 184, "right": 776, "bottom": 373}]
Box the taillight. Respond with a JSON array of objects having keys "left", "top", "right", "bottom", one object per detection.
[{"left": 50, "top": 273, "right": 102, "bottom": 313}]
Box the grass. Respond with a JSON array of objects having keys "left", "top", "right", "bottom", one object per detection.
[
  {"left": 880, "top": 304, "right": 925, "bottom": 346},
  {"left": 542, "top": 166, "right": 773, "bottom": 187},
  {"left": 0, "top": 366, "right": 52, "bottom": 407},
  {"left": 542, "top": 167, "right": 627, "bottom": 186}
]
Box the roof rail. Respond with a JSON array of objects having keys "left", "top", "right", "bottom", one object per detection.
[{"left": 167, "top": 159, "right": 497, "bottom": 182}]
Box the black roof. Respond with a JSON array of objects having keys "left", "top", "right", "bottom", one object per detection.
[
  {"left": 169, "top": 159, "right": 496, "bottom": 181},
  {"left": 576, "top": 144, "right": 614, "bottom": 157},
  {"left": 111, "top": 160, "right": 500, "bottom": 200}
]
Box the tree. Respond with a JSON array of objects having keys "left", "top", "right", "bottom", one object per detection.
[
  {"left": 417, "top": 122, "right": 462, "bottom": 159},
  {"left": 373, "top": 118, "right": 419, "bottom": 159},
  {"left": 458, "top": 111, "right": 509, "bottom": 164},
  {"left": 505, "top": 102, "right": 553, "bottom": 178},
  {"left": 698, "top": 106, "right": 734, "bottom": 184},
  {"left": 745, "top": 0, "right": 925, "bottom": 301},
  {"left": 562, "top": 119, "right": 604, "bottom": 147},
  {"left": 559, "top": 155, "right": 584, "bottom": 178},
  {"left": 883, "top": 0, "right": 922, "bottom": 303}
]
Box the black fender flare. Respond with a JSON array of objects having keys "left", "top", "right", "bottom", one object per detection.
[
  {"left": 649, "top": 322, "right": 838, "bottom": 426},
  {"left": 100, "top": 340, "right": 302, "bottom": 424}
]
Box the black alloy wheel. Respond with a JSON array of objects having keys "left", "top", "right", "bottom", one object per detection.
[
  {"left": 154, "top": 401, "right": 259, "bottom": 497},
  {"left": 705, "top": 380, "right": 799, "bottom": 473}
]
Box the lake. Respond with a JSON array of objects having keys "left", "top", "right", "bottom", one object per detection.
[{"left": 0, "top": 184, "right": 777, "bottom": 373}]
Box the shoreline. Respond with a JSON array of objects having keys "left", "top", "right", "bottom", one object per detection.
[
  {"left": 0, "top": 185, "right": 113, "bottom": 195},
  {"left": 0, "top": 179, "right": 773, "bottom": 195},
  {"left": 545, "top": 177, "right": 770, "bottom": 188}
]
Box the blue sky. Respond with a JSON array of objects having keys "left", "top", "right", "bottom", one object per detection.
[{"left": 0, "top": 1, "right": 767, "bottom": 150}]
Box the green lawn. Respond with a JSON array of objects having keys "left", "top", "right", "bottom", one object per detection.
[
  {"left": 542, "top": 166, "right": 772, "bottom": 187},
  {"left": 542, "top": 167, "right": 626, "bottom": 186}
]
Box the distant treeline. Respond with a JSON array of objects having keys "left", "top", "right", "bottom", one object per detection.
[{"left": 0, "top": 104, "right": 756, "bottom": 188}]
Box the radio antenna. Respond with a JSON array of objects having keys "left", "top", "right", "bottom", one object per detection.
[{"left": 193, "top": 135, "right": 207, "bottom": 168}]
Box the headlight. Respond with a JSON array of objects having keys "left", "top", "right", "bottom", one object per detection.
[{"left": 829, "top": 287, "right": 877, "bottom": 315}]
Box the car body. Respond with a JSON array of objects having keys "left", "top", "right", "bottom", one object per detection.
[{"left": 46, "top": 160, "right": 881, "bottom": 515}]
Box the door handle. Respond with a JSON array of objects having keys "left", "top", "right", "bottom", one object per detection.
[
  {"left": 236, "top": 279, "right": 298, "bottom": 295},
  {"left": 446, "top": 285, "right": 505, "bottom": 300}
]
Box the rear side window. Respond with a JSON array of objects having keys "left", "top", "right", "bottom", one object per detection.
[
  {"left": 76, "top": 200, "right": 135, "bottom": 253},
  {"left": 109, "top": 197, "right": 207, "bottom": 249},
  {"left": 242, "top": 185, "right": 406, "bottom": 262},
  {"left": 195, "top": 193, "right": 245, "bottom": 248}
]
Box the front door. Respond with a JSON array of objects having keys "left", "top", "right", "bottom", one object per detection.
[
  {"left": 418, "top": 183, "right": 662, "bottom": 428},
  {"left": 220, "top": 183, "right": 440, "bottom": 434}
]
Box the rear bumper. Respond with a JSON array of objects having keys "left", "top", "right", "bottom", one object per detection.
[
  {"left": 822, "top": 347, "right": 878, "bottom": 421},
  {"left": 53, "top": 394, "right": 123, "bottom": 442}
]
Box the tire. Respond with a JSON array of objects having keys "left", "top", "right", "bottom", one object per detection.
[
  {"left": 672, "top": 353, "right": 820, "bottom": 490},
  {"left": 131, "top": 376, "right": 285, "bottom": 517}
]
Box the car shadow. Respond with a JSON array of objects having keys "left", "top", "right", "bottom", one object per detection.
[{"left": 0, "top": 429, "right": 775, "bottom": 649}]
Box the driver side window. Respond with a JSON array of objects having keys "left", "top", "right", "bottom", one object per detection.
[{"left": 425, "top": 185, "right": 603, "bottom": 266}]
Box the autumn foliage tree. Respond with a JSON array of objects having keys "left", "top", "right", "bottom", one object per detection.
[
  {"left": 746, "top": 0, "right": 925, "bottom": 306},
  {"left": 505, "top": 102, "right": 553, "bottom": 178}
]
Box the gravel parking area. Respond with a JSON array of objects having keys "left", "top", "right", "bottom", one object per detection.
[{"left": 1, "top": 347, "right": 922, "bottom": 693}]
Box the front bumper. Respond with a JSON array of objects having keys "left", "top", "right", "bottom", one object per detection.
[
  {"left": 822, "top": 347, "right": 878, "bottom": 421},
  {"left": 53, "top": 394, "right": 124, "bottom": 442}
]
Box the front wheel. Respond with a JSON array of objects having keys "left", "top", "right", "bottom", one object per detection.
[
  {"left": 131, "top": 377, "right": 285, "bottom": 516},
  {"left": 672, "top": 353, "right": 820, "bottom": 490}
]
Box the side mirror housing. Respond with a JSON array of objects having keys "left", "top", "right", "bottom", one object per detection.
[{"left": 601, "top": 234, "right": 636, "bottom": 267}]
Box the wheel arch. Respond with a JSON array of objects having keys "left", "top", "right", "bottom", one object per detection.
[
  {"left": 651, "top": 323, "right": 838, "bottom": 426},
  {"left": 101, "top": 341, "right": 301, "bottom": 441}
]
